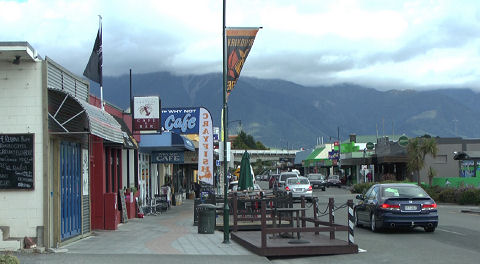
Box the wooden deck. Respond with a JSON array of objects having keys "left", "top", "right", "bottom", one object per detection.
[
  {"left": 225, "top": 196, "right": 359, "bottom": 257},
  {"left": 231, "top": 231, "right": 358, "bottom": 257}
]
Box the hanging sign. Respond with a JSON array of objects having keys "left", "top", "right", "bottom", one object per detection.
[{"left": 133, "top": 96, "right": 161, "bottom": 131}]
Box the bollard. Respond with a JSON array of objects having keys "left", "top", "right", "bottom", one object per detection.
[{"left": 347, "top": 199, "right": 355, "bottom": 245}]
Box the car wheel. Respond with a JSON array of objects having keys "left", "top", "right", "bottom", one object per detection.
[
  {"left": 354, "top": 209, "right": 362, "bottom": 227},
  {"left": 370, "top": 213, "right": 378, "bottom": 232},
  {"left": 424, "top": 226, "right": 436, "bottom": 233}
]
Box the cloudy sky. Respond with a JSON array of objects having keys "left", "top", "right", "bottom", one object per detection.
[{"left": 2, "top": 0, "right": 480, "bottom": 91}]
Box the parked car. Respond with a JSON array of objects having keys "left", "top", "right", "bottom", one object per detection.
[
  {"left": 327, "top": 174, "right": 341, "bottom": 187},
  {"left": 284, "top": 176, "right": 313, "bottom": 201},
  {"left": 354, "top": 183, "right": 438, "bottom": 232},
  {"left": 307, "top": 173, "right": 326, "bottom": 191},
  {"left": 268, "top": 174, "right": 280, "bottom": 189},
  {"left": 277, "top": 172, "right": 299, "bottom": 189}
]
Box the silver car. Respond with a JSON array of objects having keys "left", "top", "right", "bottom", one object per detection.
[
  {"left": 284, "top": 176, "right": 313, "bottom": 201},
  {"left": 278, "top": 172, "right": 299, "bottom": 189}
]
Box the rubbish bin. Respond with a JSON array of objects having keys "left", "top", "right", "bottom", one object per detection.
[{"left": 197, "top": 204, "right": 217, "bottom": 234}]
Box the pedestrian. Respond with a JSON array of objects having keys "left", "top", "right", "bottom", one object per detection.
[{"left": 194, "top": 182, "right": 201, "bottom": 198}]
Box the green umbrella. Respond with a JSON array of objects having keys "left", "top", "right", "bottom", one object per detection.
[{"left": 238, "top": 150, "right": 253, "bottom": 191}]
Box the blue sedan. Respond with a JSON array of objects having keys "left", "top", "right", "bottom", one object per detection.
[{"left": 354, "top": 183, "right": 438, "bottom": 232}]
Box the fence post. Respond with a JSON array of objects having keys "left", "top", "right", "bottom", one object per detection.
[
  {"left": 329, "top": 197, "right": 335, "bottom": 239},
  {"left": 261, "top": 200, "right": 267, "bottom": 249},
  {"left": 313, "top": 197, "right": 319, "bottom": 235},
  {"left": 233, "top": 192, "right": 238, "bottom": 232},
  {"left": 347, "top": 199, "right": 355, "bottom": 245},
  {"left": 301, "top": 196, "right": 306, "bottom": 228}
]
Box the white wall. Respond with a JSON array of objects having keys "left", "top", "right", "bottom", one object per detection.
[{"left": 0, "top": 60, "right": 44, "bottom": 238}]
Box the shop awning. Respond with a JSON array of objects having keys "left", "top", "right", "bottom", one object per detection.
[
  {"left": 139, "top": 132, "right": 195, "bottom": 153},
  {"left": 113, "top": 116, "right": 138, "bottom": 149},
  {"left": 304, "top": 147, "right": 325, "bottom": 167},
  {"left": 48, "top": 88, "right": 123, "bottom": 144}
]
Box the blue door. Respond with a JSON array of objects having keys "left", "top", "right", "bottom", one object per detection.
[{"left": 60, "top": 141, "right": 82, "bottom": 240}]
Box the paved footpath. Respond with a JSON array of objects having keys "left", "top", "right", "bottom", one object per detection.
[{"left": 14, "top": 199, "right": 271, "bottom": 264}]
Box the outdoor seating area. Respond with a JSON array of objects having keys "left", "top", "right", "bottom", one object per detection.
[{"left": 229, "top": 197, "right": 358, "bottom": 257}]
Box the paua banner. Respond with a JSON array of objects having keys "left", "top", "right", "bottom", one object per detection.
[{"left": 226, "top": 27, "right": 260, "bottom": 99}]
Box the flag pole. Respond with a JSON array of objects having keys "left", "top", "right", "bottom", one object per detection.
[
  {"left": 222, "top": 0, "right": 230, "bottom": 244},
  {"left": 98, "top": 15, "right": 104, "bottom": 110}
]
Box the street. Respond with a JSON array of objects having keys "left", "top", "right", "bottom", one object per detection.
[
  {"left": 13, "top": 182, "right": 480, "bottom": 264},
  {"left": 259, "top": 181, "right": 480, "bottom": 264}
]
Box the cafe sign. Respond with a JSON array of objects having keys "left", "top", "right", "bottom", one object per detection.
[
  {"left": 133, "top": 96, "right": 161, "bottom": 131},
  {"left": 151, "top": 151, "right": 184, "bottom": 164}
]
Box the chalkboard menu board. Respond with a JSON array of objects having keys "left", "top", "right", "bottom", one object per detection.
[{"left": 0, "top": 134, "right": 34, "bottom": 190}]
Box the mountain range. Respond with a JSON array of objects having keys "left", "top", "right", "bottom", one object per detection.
[{"left": 90, "top": 72, "right": 480, "bottom": 149}]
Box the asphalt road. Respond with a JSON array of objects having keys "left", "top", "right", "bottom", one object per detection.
[{"left": 258, "top": 181, "right": 480, "bottom": 264}]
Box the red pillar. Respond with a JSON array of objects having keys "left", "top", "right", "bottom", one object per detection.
[
  {"left": 107, "top": 148, "right": 112, "bottom": 193},
  {"left": 114, "top": 149, "right": 118, "bottom": 192},
  {"left": 90, "top": 135, "right": 106, "bottom": 230}
]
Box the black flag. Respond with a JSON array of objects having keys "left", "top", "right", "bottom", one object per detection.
[{"left": 83, "top": 29, "right": 102, "bottom": 84}]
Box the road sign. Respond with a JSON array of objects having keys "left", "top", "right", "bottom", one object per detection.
[
  {"left": 366, "top": 142, "right": 374, "bottom": 150},
  {"left": 398, "top": 135, "right": 409, "bottom": 147}
]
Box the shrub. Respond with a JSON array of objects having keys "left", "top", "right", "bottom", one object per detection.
[
  {"left": 351, "top": 182, "right": 375, "bottom": 194},
  {"left": 0, "top": 254, "right": 20, "bottom": 264},
  {"left": 458, "top": 188, "right": 480, "bottom": 205},
  {"left": 437, "top": 188, "right": 457, "bottom": 203}
]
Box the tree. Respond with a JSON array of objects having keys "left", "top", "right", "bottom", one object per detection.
[
  {"left": 407, "top": 137, "right": 438, "bottom": 185},
  {"left": 232, "top": 130, "right": 268, "bottom": 150},
  {"left": 427, "top": 166, "right": 437, "bottom": 186}
]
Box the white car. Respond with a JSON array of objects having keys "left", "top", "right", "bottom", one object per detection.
[{"left": 284, "top": 176, "right": 313, "bottom": 201}]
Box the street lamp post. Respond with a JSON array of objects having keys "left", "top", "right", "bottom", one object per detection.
[{"left": 222, "top": 0, "right": 230, "bottom": 244}]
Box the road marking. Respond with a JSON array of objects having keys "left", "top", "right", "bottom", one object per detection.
[
  {"left": 358, "top": 248, "right": 367, "bottom": 253},
  {"left": 437, "top": 228, "right": 465, "bottom": 236}
]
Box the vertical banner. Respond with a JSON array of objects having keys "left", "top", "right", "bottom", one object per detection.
[
  {"left": 226, "top": 27, "right": 260, "bottom": 99},
  {"left": 82, "top": 148, "right": 89, "bottom": 195},
  {"left": 198, "top": 108, "right": 213, "bottom": 185}
]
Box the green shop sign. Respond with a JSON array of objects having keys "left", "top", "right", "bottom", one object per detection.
[
  {"left": 398, "top": 135, "right": 409, "bottom": 147},
  {"left": 366, "top": 142, "right": 374, "bottom": 150}
]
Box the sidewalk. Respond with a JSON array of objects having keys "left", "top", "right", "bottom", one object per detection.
[
  {"left": 63, "top": 199, "right": 254, "bottom": 255},
  {"left": 15, "top": 199, "right": 271, "bottom": 264}
]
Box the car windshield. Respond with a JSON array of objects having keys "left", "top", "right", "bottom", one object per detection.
[
  {"left": 381, "top": 186, "right": 429, "bottom": 198},
  {"left": 309, "top": 174, "right": 324, "bottom": 180},
  {"left": 287, "top": 178, "right": 309, "bottom": 185}
]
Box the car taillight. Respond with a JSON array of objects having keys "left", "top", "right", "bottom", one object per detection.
[
  {"left": 381, "top": 203, "right": 400, "bottom": 210},
  {"left": 285, "top": 186, "right": 290, "bottom": 191},
  {"left": 422, "top": 203, "right": 437, "bottom": 210},
  {"left": 308, "top": 185, "right": 312, "bottom": 191}
]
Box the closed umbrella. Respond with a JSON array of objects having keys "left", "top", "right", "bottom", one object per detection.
[{"left": 238, "top": 150, "right": 253, "bottom": 191}]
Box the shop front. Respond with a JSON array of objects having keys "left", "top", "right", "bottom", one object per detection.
[{"left": 139, "top": 132, "right": 195, "bottom": 207}]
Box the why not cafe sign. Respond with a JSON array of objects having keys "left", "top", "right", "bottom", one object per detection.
[{"left": 161, "top": 107, "right": 213, "bottom": 185}]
